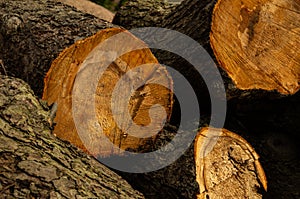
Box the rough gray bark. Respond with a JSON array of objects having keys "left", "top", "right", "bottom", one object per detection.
[
  {"left": 117, "top": 124, "right": 200, "bottom": 199},
  {"left": 0, "top": 0, "right": 116, "bottom": 97},
  {"left": 0, "top": 75, "right": 144, "bottom": 198},
  {"left": 113, "top": 0, "right": 175, "bottom": 29}
]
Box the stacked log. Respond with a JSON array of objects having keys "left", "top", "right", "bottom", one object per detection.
[
  {"left": 0, "top": 75, "right": 143, "bottom": 198},
  {"left": 1, "top": 0, "right": 299, "bottom": 198},
  {"left": 42, "top": 27, "right": 173, "bottom": 157},
  {"left": 0, "top": 0, "right": 116, "bottom": 97}
]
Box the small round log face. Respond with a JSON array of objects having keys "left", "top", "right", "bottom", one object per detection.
[
  {"left": 43, "top": 28, "right": 173, "bottom": 157},
  {"left": 210, "top": 0, "right": 300, "bottom": 95},
  {"left": 194, "top": 128, "right": 267, "bottom": 198}
]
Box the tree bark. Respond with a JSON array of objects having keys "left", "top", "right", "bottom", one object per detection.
[
  {"left": 113, "top": 0, "right": 175, "bottom": 29},
  {"left": 0, "top": 75, "right": 144, "bottom": 198},
  {"left": 0, "top": 0, "right": 116, "bottom": 97}
]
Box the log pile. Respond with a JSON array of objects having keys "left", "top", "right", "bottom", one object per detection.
[{"left": 0, "top": 0, "right": 299, "bottom": 198}]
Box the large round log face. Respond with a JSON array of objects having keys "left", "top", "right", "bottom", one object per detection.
[
  {"left": 211, "top": 0, "right": 300, "bottom": 95},
  {"left": 43, "top": 28, "right": 173, "bottom": 157}
]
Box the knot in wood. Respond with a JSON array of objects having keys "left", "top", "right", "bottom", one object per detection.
[{"left": 1, "top": 14, "right": 24, "bottom": 36}]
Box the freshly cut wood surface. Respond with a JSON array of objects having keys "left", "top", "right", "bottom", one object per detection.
[
  {"left": 43, "top": 28, "right": 173, "bottom": 157},
  {"left": 195, "top": 127, "right": 267, "bottom": 199},
  {"left": 210, "top": 0, "right": 300, "bottom": 95}
]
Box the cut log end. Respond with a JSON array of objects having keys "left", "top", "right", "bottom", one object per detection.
[
  {"left": 210, "top": 0, "right": 300, "bottom": 95},
  {"left": 195, "top": 127, "right": 267, "bottom": 198},
  {"left": 43, "top": 27, "right": 173, "bottom": 157}
]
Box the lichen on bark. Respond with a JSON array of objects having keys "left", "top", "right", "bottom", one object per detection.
[{"left": 0, "top": 75, "right": 144, "bottom": 198}]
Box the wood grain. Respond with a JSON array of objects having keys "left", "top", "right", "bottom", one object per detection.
[
  {"left": 43, "top": 28, "right": 173, "bottom": 157},
  {"left": 211, "top": 0, "right": 300, "bottom": 94}
]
